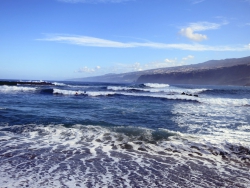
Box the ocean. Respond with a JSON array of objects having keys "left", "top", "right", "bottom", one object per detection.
[{"left": 0, "top": 80, "right": 249, "bottom": 188}]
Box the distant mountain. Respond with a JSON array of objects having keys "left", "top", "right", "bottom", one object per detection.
[
  {"left": 71, "top": 56, "right": 250, "bottom": 86},
  {"left": 137, "top": 63, "right": 250, "bottom": 86}
]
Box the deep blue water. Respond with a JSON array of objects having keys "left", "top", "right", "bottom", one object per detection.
[{"left": 0, "top": 81, "right": 250, "bottom": 187}]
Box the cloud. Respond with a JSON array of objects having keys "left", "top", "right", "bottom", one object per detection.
[
  {"left": 38, "top": 34, "right": 250, "bottom": 51},
  {"left": 58, "top": 0, "right": 131, "bottom": 3},
  {"left": 112, "top": 62, "right": 143, "bottom": 72},
  {"left": 95, "top": 56, "right": 193, "bottom": 74},
  {"left": 182, "top": 55, "right": 194, "bottom": 61},
  {"left": 106, "top": 61, "right": 167, "bottom": 74},
  {"left": 135, "top": 56, "right": 195, "bottom": 71},
  {"left": 179, "top": 22, "right": 226, "bottom": 42},
  {"left": 179, "top": 27, "right": 207, "bottom": 42},
  {"left": 42, "top": 35, "right": 134, "bottom": 47},
  {"left": 164, "top": 58, "right": 176, "bottom": 63},
  {"left": 76, "top": 66, "right": 101, "bottom": 73},
  {"left": 189, "top": 22, "right": 221, "bottom": 31},
  {"left": 190, "top": 0, "right": 205, "bottom": 4}
]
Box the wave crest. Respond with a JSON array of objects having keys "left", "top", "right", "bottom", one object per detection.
[{"left": 143, "top": 83, "right": 170, "bottom": 88}]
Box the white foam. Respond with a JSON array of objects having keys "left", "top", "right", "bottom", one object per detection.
[
  {"left": 199, "top": 97, "right": 250, "bottom": 106},
  {"left": 0, "top": 85, "right": 36, "bottom": 93},
  {"left": 144, "top": 83, "right": 170, "bottom": 88},
  {"left": 68, "top": 85, "right": 90, "bottom": 88},
  {"left": 107, "top": 85, "right": 208, "bottom": 95},
  {"left": 53, "top": 88, "right": 87, "bottom": 95},
  {"left": 53, "top": 87, "right": 248, "bottom": 106},
  {"left": 53, "top": 88, "right": 201, "bottom": 102},
  {"left": 52, "top": 82, "right": 66, "bottom": 86},
  {"left": 122, "top": 92, "right": 199, "bottom": 101},
  {"left": 0, "top": 124, "right": 249, "bottom": 187},
  {"left": 86, "top": 91, "right": 116, "bottom": 97},
  {"left": 107, "top": 86, "right": 135, "bottom": 91}
]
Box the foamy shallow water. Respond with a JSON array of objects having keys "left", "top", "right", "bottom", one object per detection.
[
  {"left": 0, "top": 81, "right": 250, "bottom": 187},
  {"left": 0, "top": 125, "right": 249, "bottom": 187}
]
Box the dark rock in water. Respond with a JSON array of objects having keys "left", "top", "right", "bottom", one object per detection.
[
  {"left": 0, "top": 81, "right": 17, "bottom": 86},
  {"left": 138, "top": 147, "right": 147, "bottom": 152},
  {"left": 194, "top": 152, "right": 202, "bottom": 156},
  {"left": 120, "top": 143, "right": 133, "bottom": 150},
  {"left": 172, "top": 150, "right": 180, "bottom": 153},
  {"left": 191, "top": 146, "right": 200, "bottom": 150},
  {"left": 112, "top": 145, "right": 118, "bottom": 150},
  {"left": 95, "top": 139, "right": 102, "bottom": 142},
  {"left": 157, "top": 151, "right": 167, "bottom": 155},
  {"left": 183, "top": 93, "right": 198, "bottom": 97},
  {"left": 29, "top": 154, "right": 36, "bottom": 160}
]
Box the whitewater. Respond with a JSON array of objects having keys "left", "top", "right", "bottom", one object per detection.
[{"left": 0, "top": 81, "right": 249, "bottom": 187}]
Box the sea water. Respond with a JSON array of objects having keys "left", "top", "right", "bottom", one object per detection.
[{"left": 0, "top": 81, "right": 249, "bottom": 187}]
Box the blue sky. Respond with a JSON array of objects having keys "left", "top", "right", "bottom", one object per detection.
[{"left": 1, "top": 0, "right": 250, "bottom": 80}]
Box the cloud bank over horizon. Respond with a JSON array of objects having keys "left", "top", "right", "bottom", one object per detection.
[{"left": 75, "top": 55, "right": 195, "bottom": 76}]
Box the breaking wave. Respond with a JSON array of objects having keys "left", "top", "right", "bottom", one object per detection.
[
  {"left": 0, "top": 124, "right": 249, "bottom": 187},
  {"left": 0, "top": 85, "right": 37, "bottom": 93},
  {"left": 52, "top": 82, "right": 66, "bottom": 86},
  {"left": 143, "top": 83, "right": 170, "bottom": 88},
  {"left": 1, "top": 124, "right": 249, "bottom": 162},
  {"left": 3, "top": 86, "right": 248, "bottom": 106},
  {"left": 107, "top": 85, "right": 209, "bottom": 94}
]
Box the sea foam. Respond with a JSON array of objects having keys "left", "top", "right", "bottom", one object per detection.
[{"left": 0, "top": 85, "right": 37, "bottom": 93}]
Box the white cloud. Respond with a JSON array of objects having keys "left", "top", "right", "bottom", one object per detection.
[
  {"left": 191, "top": 0, "right": 205, "bottom": 4},
  {"left": 110, "top": 57, "right": 191, "bottom": 73},
  {"left": 144, "top": 56, "right": 194, "bottom": 69},
  {"left": 182, "top": 55, "right": 194, "bottom": 61},
  {"left": 76, "top": 66, "right": 101, "bottom": 73},
  {"left": 179, "top": 22, "right": 226, "bottom": 42},
  {"left": 42, "top": 35, "right": 134, "bottom": 47},
  {"left": 164, "top": 58, "right": 176, "bottom": 63},
  {"left": 39, "top": 34, "right": 250, "bottom": 51},
  {"left": 189, "top": 22, "right": 221, "bottom": 31},
  {"left": 179, "top": 27, "right": 207, "bottom": 42},
  {"left": 96, "top": 62, "right": 143, "bottom": 74},
  {"left": 58, "top": 0, "right": 131, "bottom": 3}
]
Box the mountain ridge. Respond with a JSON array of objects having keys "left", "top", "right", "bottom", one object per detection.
[{"left": 71, "top": 56, "right": 250, "bottom": 86}]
